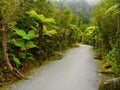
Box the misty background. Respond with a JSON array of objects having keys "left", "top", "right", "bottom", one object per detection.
[
  {"left": 49, "top": 0, "right": 100, "bottom": 24},
  {"left": 49, "top": 0, "right": 100, "bottom": 5}
]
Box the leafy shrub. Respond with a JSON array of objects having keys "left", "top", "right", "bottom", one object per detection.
[{"left": 105, "top": 48, "right": 120, "bottom": 75}]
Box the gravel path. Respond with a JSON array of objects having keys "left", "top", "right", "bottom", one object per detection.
[{"left": 9, "top": 44, "right": 99, "bottom": 90}]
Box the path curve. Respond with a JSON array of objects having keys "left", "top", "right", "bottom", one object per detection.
[{"left": 9, "top": 44, "right": 99, "bottom": 90}]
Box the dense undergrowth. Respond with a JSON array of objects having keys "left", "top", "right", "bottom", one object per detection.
[
  {"left": 83, "top": 0, "right": 120, "bottom": 76},
  {"left": 81, "top": 0, "right": 120, "bottom": 89},
  {"left": 0, "top": 0, "right": 82, "bottom": 87}
]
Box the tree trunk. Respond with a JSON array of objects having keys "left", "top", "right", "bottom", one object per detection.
[
  {"left": 38, "top": 23, "right": 43, "bottom": 45},
  {"left": 38, "top": 23, "right": 43, "bottom": 64},
  {"left": 1, "top": 24, "right": 13, "bottom": 71}
]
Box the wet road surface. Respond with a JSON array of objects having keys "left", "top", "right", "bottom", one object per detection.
[{"left": 9, "top": 44, "right": 99, "bottom": 90}]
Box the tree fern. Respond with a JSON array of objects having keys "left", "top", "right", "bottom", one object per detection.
[
  {"left": 26, "top": 10, "right": 55, "bottom": 24},
  {"left": 14, "top": 29, "right": 38, "bottom": 40},
  {"left": 43, "top": 26, "right": 57, "bottom": 37}
]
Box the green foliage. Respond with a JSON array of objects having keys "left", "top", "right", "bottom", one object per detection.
[
  {"left": 43, "top": 26, "right": 57, "bottom": 37},
  {"left": 57, "top": 9, "right": 73, "bottom": 28},
  {"left": 12, "top": 39, "right": 25, "bottom": 49},
  {"left": 0, "top": 0, "right": 18, "bottom": 24},
  {"left": 92, "top": 0, "right": 120, "bottom": 77},
  {"left": 18, "top": 52, "right": 34, "bottom": 61},
  {"left": 26, "top": 10, "right": 55, "bottom": 24},
  {"left": 11, "top": 54, "right": 21, "bottom": 69},
  {"left": 105, "top": 4, "right": 119, "bottom": 15},
  {"left": 52, "top": 0, "right": 92, "bottom": 24},
  {"left": 26, "top": 41, "right": 37, "bottom": 49},
  {"left": 0, "top": 0, "right": 83, "bottom": 80},
  {"left": 27, "top": 53, "right": 34, "bottom": 61},
  {"left": 14, "top": 29, "right": 38, "bottom": 40},
  {"left": 105, "top": 48, "right": 120, "bottom": 75},
  {"left": 92, "top": 0, "right": 118, "bottom": 56},
  {"left": 18, "top": 52, "right": 26, "bottom": 59},
  {"left": 82, "top": 25, "right": 97, "bottom": 45},
  {"left": 10, "top": 28, "right": 38, "bottom": 63},
  {"left": 55, "top": 9, "right": 81, "bottom": 47},
  {"left": 12, "top": 39, "right": 37, "bottom": 50},
  {"left": 12, "top": 29, "right": 38, "bottom": 50}
]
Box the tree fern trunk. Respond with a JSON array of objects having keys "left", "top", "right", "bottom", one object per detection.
[{"left": 38, "top": 23, "right": 43, "bottom": 64}]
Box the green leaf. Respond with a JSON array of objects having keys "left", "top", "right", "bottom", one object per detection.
[
  {"left": 27, "top": 53, "right": 34, "bottom": 61},
  {"left": 43, "top": 26, "right": 57, "bottom": 36},
  {"left": 14, "top": 29, "right": 38, "bottom": 40},
  {"left": 14, "top": 29, "right": 27, "bottom": 38},
  {"left": 18, "top": 52, "right": 26, "bottom": 59},
  {"left": 25, "top": 41, "right": 37, "bottom": 49},
  {"left": 39, "top": 15, "right": 45, "bottom": 22},
  {"left": 43, "top": 18, "right": 55, "bottom": 24},
  {"left": 12, "top": 55, "right": 21, "bottom": 65},
  {"left": 13, "top": 39, "right": 25, "bottom": 49},
  {"left": 27, "top": 30, "right": 36, "bottom": 40},
  {"left": 23, "top": 36, "right": 30, "bottom": 40},
  {"left": 69, "top": 24, "right": 76, "bottom": 29},
  {"left": 11, "top": 54, "right": 21, "bottom": 68},
  {"left": 44, "top": 30, "right": 57, "bottom": 37},
  {"left": 26, "top": 10, "right": 42, "bottom": 21}
]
